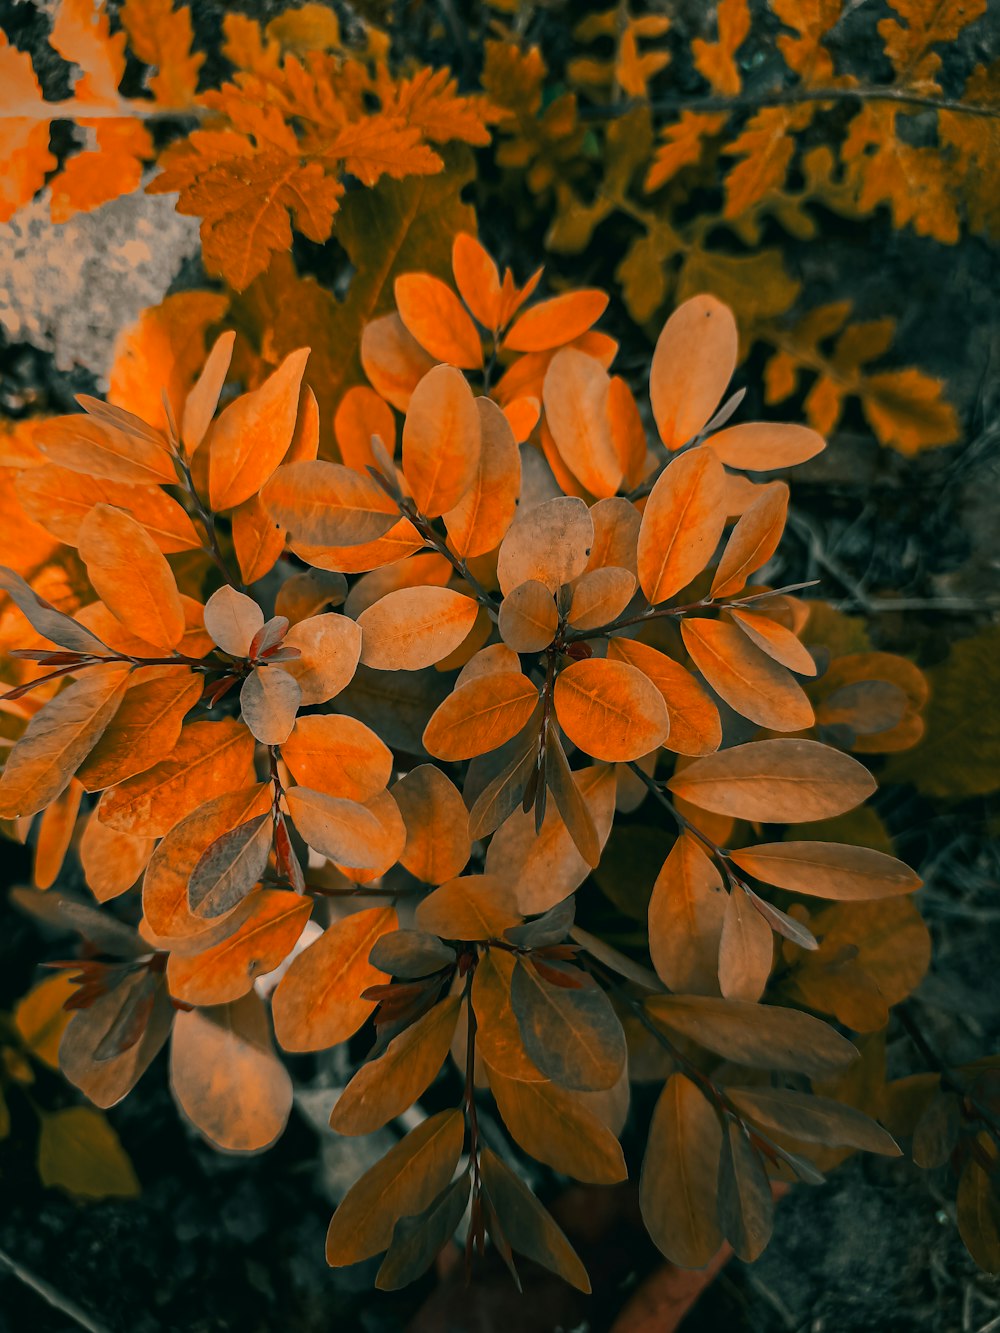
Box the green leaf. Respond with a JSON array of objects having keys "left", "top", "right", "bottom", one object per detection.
[
  {"left": 884, "top": 627, "right": 1000, "bottom": 798},
  {"left": 480, "top": 1147, "right": 591, "bottom": 1293},
  {"left": 188, "top": 814, "right": 273, "bottom": 918},
  {"left": 511, "top": 958, "right": 626, "bottom": 1091},
  {"left": 37, "top": 1106, "right": 140, "bottom": 1199},
  {"left": 368, "top": 930, "right": 457, "bottom": 978},
  {"left": 728, "top": 1086, "right": 901, "bottom": 1156},
  {"left": 326, "top": 1109, "right": 464, "bottom": 1266},
  {"left": 376, "top": 1173, "right": 471, "bottom": 1291},
  {"left": 717, "top": 1117, "right": 773, "bottom": 1261}
]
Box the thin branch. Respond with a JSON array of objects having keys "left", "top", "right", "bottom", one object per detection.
[
  {"left": 582, "top": 85, "right": 1000, "bottom": 123},
  {"left": 400, "top": 501, "right": 502, "bottom": 618},
  {"left": 0, "top": 1247, "right": 110, "bottom": 1333}
]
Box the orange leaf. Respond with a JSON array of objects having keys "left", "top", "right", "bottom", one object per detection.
[
  {"left": 567, "top": 567, "right": 636, "bottom": 631},
  {"left": 78, "top": 504, "right": 185, "bottom": 650},
  {"left": 332, "top": 788, "right": 406, "bottom": 885},
  {"left": 505, "top": 290, "right": 609, "bottom": 352},
  {"left": 108, "top": 290, "right": 228, "bottom": 433},
  {"left": 79, "top": 808, "right": 154, "bottom": 902},
  {"left": 141, "top": 783, "right": 271, "bottom": 945},
  {"left": 282, "top": 613, "right": 362, "bottom": 705},
  {"left": 607, "top": 638, "right": 721, "bottom": 756},
  {"left": 15, "top": 464, "right": 201, "bottom": 554},
  {"left": 181, "top": 330, "right": 235, "bottom": 452},
  {"left": 444, "top": 398, "right": 520, "bottom": 559},
  {"left": 485, "top": 765, "right": 617, "bottom": 914},
  {"left": 76, "top": 666, "right": 203, "bottom": 791},
  {"left": 33, "top": 779, "right": 84, "bottom": 890},
  {"left": 291, "top": 517, "right": 424, "bottom": 575},
  {"left": 710, "top": 481, "right": 789, "bottom": 597},
  {"left": 326, "top": 1110, "right": 463, "bottom": 1267},
  {"left": 170, "top": 993, "right": 292, "bottom": 1151},
  {"left": 0, "top": 35, "right": 57, "bottom": 223},
  {"left": 271, "top": 905, "right": 396, "bottom": 1051},
  {"left": 497, "top": 496, "right": 594, "bottom": 595},
  {"left": 395, "top": 273, "right": 483, "bottom": 369},
  {"left": 334, "top": 386, "right": 397, "bottom": 473},
  {"left": 587, "top": 496, "right": 641, "bottom": 575},
  {"left": 167, "top": 891, "right": 313, "bottom": 1006},
  {"left": 718, "top": 884, "right": 772, "bottom": 1002},
  {"left": 35, "top": 414, "right": 177, "bottom": 486},
  {"left": 207, "top": 348, "right": 309, "bottom": 511},
  {"left": 0, "top": 669, "right": 129, "bottom": 820},
  {"left": 229, "top": 490, "right": 287, "bottom": 585},
  {"left": 361, "top": 313, "right": 437, "bottom": 412},
  {"left": 415, "top": 873, "right": 521, "bottom": 939},
  {"left": 329, "top": 996, "right": 461, "bottom": 1136},
  {"left": 637, "top": 448, "right": 727, "bottom": 605},
  {"left": 543, "top": 349, "right": 622, "bottom": 498},
  {"left": 650, "top": 295, "right": 737, "bottom": 449},
  {"left": 607, "top": 375, "right": 648, "bottom": 489},
  {"left": 99, "top": 718, "right": 256, "bottom": 838},
  {"left": 401, "top": 365, "right": 481, "bottom": 517},
  {"left": 498, "top": 580, "right": 559, "bottom": 652},
  {"left": 554, "top": 658, "right": 669, "bottom": 762},
  {"left": 285, "top": 786, "right": 398, "bottom": 869},
  {"left": 667, "top": 738, "right": 876, "bottom": 822},
  {"left": 392, "top": 765, "right": 471, "bottom": 884},
  {"left": 649, "top": 832, "right": 726, "bottom": 992},
  {"left": 681, "top": 617, "right": 814, "bottom": 731},
  {"left": 358, "top": 587, "right": 479, "bottom": 671},
  {"left": 263, "top": 460, "right": 399, "bottom": 547},
  {"left": 49, "top": 117, "right": 152, "bottom": 224},
  {"left": 707, "top": 421, "right": 825, "bottom": 470},
  {"left": 119, "top": 0, "right": 203, "bottom": 109},
  {"left": 452, "top": 232, "right": 501, "bottom": 329},
  {"left": 730, "top": 842, "right": 921, "bottom": 900},
  {"left": 423, "top": 671, "right": 539, "bottom": 761},
  {"left": 728, "top": 608, "right": 817, "bottom": 676},
  {"left": 282, "top": 713, "right": 391, "bottom": 801}
]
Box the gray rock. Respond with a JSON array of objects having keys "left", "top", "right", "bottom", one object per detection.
[{"left": 0, "top": 183, "right": 200, "bottom": 385}]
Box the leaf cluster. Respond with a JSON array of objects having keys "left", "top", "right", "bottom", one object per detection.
[{"left": 0, "top": 251, "right": 955, "bottom": 1288}]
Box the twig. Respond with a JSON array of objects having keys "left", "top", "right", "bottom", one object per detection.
[
  {"left": 0, "top": 1247, "right": 110, "bottom": 1333},
  {"left": 581, "top": 85, "right": 1000, "bottom": 123}
]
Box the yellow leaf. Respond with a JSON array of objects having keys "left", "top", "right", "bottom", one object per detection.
[{"left": 38, "top": 1106, "right": 139, "bottom": 1199}]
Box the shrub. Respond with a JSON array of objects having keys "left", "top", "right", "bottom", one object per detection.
[{"left": 0, "top": 263, "right": 933, "bottom": 1289}]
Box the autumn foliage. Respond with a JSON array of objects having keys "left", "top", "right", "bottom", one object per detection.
[
  {"left": 1, "top": 223, "right": 949, "bottom": 1287},
  {"left": 0, "top": 0, "right": 997, "bottom": 1303}
]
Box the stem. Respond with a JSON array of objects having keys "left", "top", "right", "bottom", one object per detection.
[
  {"left": 626, "top": 761, "right": 730, "bottom": 862},
  {"left": 400, "top": 501, "right": 501, "bottom": 617},
  {"left": 562, "top": 580, "right": 820, "bottom": 644},
  {"left": 581, "top": 85, "right": 1000, "bottom": 123},
  {"left": 463, "top": 966, "right": 482, "bottom": 1200},
  {"left": 895, "top": 1002, "right": 1000, "bottom": 1132},
  {"left": 172, "top": 452, "right": 243, "bottom": 591},
  {"left": 586, "top": 955, "right": 742, "bottom": 1121},
  {"left": 302, "top": 882, "right": 422, "bottom": 899}
]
